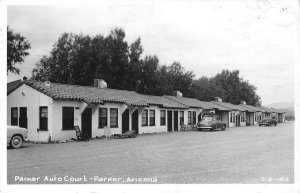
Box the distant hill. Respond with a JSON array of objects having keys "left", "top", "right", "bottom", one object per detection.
[
  {"left": 265, "top": 102, "right": 294, "bottom": 120},
  {"left": 264, "top": 102, "right": 294, "bottom": 109}
]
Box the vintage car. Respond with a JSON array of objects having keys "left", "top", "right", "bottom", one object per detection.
[
  {"left": 258, "top": 118, "right": 278, "bottom": 126},
  {"left": 7, "top": 125, "right": 28, "bottom": 148},
  {"left": 196, "top": 114, "right": 227, "bottom": 131}
]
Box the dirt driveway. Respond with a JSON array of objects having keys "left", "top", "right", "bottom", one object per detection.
[{"left": 7, "top": 121, "right": 294, "bottom": 184}]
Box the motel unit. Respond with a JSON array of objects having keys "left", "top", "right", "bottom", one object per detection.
[
  {"left": 163, "top": 94, "right": 237, "bottom": 128},
  {"left": 7, "top": 79, "right": 286, "bottom": 142},
  {"left": 7, "top": 79, "right": 192, "bottom": 142},
  {"left": 211, "top": 97, "right": 249, "bottom": 127},
  {"left": 269, "top": 108, "right": 286, "bottom": 123},
  {"left": 239, "top": 102, "right": 263, "bottom": 126}
]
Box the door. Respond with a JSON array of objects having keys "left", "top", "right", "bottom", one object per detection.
[
  {"left": 246, "top": 113, "right": 250, "bottom": 125},
  {"left": 81, "top": 108, "right": 92, "bottom": 138},
  {"left": 236, "top": 115, "right": 240, "bottom": 127},
  {"left": 132, "top": 109, "right": 139, "bottom": 134},
  {"left": 19, "top": 107, "right": 27, "bottom": 129},
  {"left": 174, "top": 111, "right": 178, "bottom": 131},
  {"left": 167, "top": 111, "right": 172, "bottom": 132},
  {"left": 122, "top": 109, "right": 129, "bottom": 133}
]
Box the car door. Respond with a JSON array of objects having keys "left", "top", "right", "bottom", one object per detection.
[{"left": 212, "top": 117, "right": 217, "bottom": 129}]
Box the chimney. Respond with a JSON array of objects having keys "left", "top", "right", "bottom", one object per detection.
[
  {"left": 173, "top": 91, "right": 183, "bottom": 97},
  {"left": 240, "top": 101, "right": 246, "bottom": 105},
  {"left": 94, "top": 79, "right": 107, "bottom": 88},
  {"left": 215, "top": 97, "right": 222, "bottom": 102}
]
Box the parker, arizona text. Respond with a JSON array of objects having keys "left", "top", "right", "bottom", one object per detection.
[{"left": 14, "top": 175, "right": 158, "bottom": 183}]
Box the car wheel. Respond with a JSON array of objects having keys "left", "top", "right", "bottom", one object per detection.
[
  {"left": 210, "top": 128, "right": 215, "bottom": 132},
  {"left": 10, "top": 135, "right": 23, "bottom": 149},
  {"left": 222, "top": 125, "right": 226, "bottom": 131},
  {"left": 198, "top": 128, "right": 202, "bottom": 131},
  {"left": 274, "top": 123, "right": 277, "bottom": 126},
  {"left": 259, "top": 124, "right": 261, "bottom": 127}
]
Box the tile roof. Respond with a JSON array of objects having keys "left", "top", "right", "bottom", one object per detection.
[
  {"left": 260, "top": 106, "right": 283, "bottom": 113},
  {"left": 139, "top": 95, "right": 188, "bottom": 109},
  {"left": 239, "top": 104, "right": 262, "bottom": 112},
  {"left": 212, "top": 101, "right": 248, "bottom": 111},
  {"left": 269, "top": 107, "right": 285, "bottom": 113},
  {"left": 208, "top": 102, "right": 232, "bottom": 111},
  {"left": 10, "top": 80, "right": 285, "bottom": 112},
  {"left": 23, "top": 80, "right": 186, "bottom": 109},
  {"left": 7, "top": 79, "right": 22, "bottom": 95},
  {"left": 256, "top": 106, "right": 273, "bottom": 113},
  {"left": 163, "top": 95, "right": 212, "bottom": 109}
]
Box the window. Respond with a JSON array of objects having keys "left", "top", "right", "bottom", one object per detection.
[
  {"left": 150, "top": 110, "right": 155, "bottom": 126},
  {"left": 180, "top": 111, "right": 184, "bottom": 125},
  {"left": 110, "top": 108, "right": 118, "bottom": 128},
  {"left": 160, "top": 110, "right": 166, "bottom": 126},
  {"left": 142, "top": 109, "right": 148, "bottom": 126},
  {"left": 62, "top": 107, "right": 74, "bottom": 130},
  {"left": 98, "top": 108, "right": 108, "bottom": 128},
  {"left": 192, "top": 111, "right": 196, "bottom": 124},
  {"left": 230, "top": 113, "right": 235, "bottom": 123},
  {"left": 188, "top": 111, "right": 192, "bottom": 124},
  {"left": 11, "top": 107, "right": 18, "bottom": 126},
  {"left": 39, "top": 107, "right": 48, "bottom": 131}
]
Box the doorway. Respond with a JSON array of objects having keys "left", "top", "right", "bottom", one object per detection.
[
  {"left": 174, "top": 111, "right": 178, "bottom": 131},
  {"left": 81, "top": 108, "right": 92, "bottom": 138},
  {"left": 132, "top": 109, "right": 139, "bottom": 134},
  {"left": 236, "top": 114, "right": 240, "bottom": 127},
  {"left": 167, "top": 110, "right": 172, "bottom": 132},
  {"left": 122, "top": 109, "right": 129, "bottom": 133},
  {"left": 19, "top": 107, "right": 27, "bottom": 129}
]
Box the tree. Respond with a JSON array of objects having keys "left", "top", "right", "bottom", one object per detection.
[
  {"left": 128, "top": 38, "right": 144, "bottom": 91},
  {"left": 31, "top": 29, "right": 261, "bottom": 106},
  {"left": 7, "top": 26, "right": 31, "bottom": 74},
  {"left": 190, "top": 69, "right": 261, "bottom": 106},
  {"left": 166, "top": 62, "right": 194, "bottom": 96}
]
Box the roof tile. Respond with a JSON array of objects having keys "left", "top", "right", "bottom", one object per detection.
[{"left": 23, "top": 80, "right": 186, "bottom": 108}]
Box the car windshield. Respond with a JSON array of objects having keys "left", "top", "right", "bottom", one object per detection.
[{"left": 203, "top": 117, "right": 215, "bottom": 121}]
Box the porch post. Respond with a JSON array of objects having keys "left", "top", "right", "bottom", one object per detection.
[{"left": 79, "top": 102, "right": 88, "bottom": 115}]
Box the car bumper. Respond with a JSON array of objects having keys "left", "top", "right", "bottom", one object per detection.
[
  {"left": 259, "top": 123, "right": 270, "bottom": 125},
  {"left": 198, "top": 126, "right": 212, "bottom": 129}
]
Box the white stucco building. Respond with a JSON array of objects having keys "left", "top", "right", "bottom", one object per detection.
[
  {"left": 7, "top": 79, "right": 194, "bottom": 141},
  {"left": 7, "top": 79, "right": 285, "bottom": 142}
]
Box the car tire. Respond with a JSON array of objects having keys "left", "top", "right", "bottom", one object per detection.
[
  {"left": 10, "top": 135, "right": 23, "bottom": 149},
  {"left": 198, "top": 128, "right": 202, "bottom": 131},
  {"left": 210, "top": 128, "right": 215, "bottom": 132},
  {"left": 222, "top": 125, "right": 226, "bottom": 131},
  {"left": 259, "top": 124, "right": 261, "bottom": 127},
  {"left": 274, "top": 123, "right": 277, "bottom": 126}
]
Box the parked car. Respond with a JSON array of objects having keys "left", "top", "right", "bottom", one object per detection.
[
  {"left": 196, "top": 114, "right": 227, "bottom": 131},
  {"left": 7, "top": 125, "right": 28, "bottom": 148},
  {"left": 258, "top": 118, "right": 278, "bottom": 126}
]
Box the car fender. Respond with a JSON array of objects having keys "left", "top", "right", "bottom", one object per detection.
[{"left": 7, "top": 126, "right": 28, "bottom": 141}]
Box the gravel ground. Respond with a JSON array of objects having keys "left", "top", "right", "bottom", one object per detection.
[{"left": 7, "top": 121, "right": 294, "bottom": 184}]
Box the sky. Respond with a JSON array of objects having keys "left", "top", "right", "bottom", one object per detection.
[{"left": 6, "top": 0, "right": 298, "bottom": 105}]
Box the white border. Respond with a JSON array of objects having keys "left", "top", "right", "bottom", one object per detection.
[{"left": 1, "top": 0, "right": 299, "bottom": 193}]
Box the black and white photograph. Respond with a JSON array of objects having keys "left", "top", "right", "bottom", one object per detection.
[{"left": 1, "top": 0, "right": 299, "bottom": 192}]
